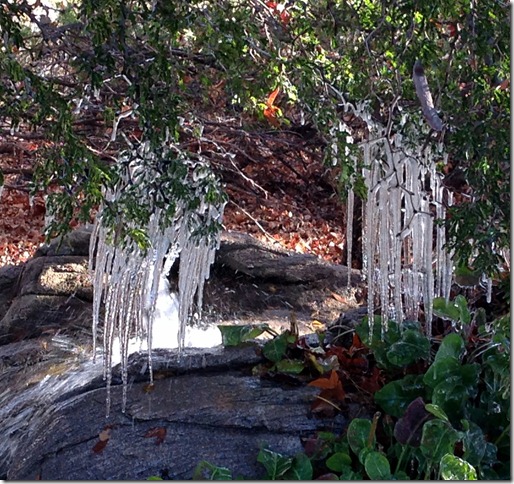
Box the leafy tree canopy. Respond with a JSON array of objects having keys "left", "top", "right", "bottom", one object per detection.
[{"left": 0, "top": 0, "right": 510, "bottom": 279}]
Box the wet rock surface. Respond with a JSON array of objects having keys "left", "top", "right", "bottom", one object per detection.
[
  {"left": 0, "top": 227, "right": 365, "bottom": 480},
  {"left": 5, "top": 346, "right": 349, "bottom": 480}
]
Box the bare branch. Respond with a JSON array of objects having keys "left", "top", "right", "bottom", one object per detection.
[{"left": 412, "top": 60, "right": 444, "bottom": 131}]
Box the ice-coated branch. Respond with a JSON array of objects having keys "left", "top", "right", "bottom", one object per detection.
[{"left": 412, "top": 60, "right": 443, "bottom": 132}]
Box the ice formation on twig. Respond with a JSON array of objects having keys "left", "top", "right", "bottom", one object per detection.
[{"left": 89, "top": 141, "right": 225, "bottom": 412}]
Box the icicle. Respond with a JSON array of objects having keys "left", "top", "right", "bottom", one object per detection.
[
  {"left": 346, "top": 188, "right": 354, "bottom": 287},
  {"left": 378, "top": 178, "right": 390, "bottom": 335},
  {"left": 486, "top": 277, "right": 492, "bottom": 304}
]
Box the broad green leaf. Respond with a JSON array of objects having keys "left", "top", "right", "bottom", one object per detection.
[
  {"left": 262, "top": 333, "right": 289, "bottom": 363},
  {"left": 433, "top": 297, "right": 460, "bottom": 321},
  {"left": 274, "top": 358, "right": 305, "bottom": 374},
  {"left": 346, "top": 419, "right": 373, "bottom": 457},
  {"left": 432, "top": 380, "right": 467, "bottom": 423},
  {"left": 257, "top": 448, "right": 293, "bottom": 479},
  {"left": 461, "top": 421, "right": 487, "bottom": 467},
  {"left": 454, "top": 295, "right": 471, "bottom": 324},
  {"left": 386, "top": 329, "right": 430, "bottom": 366},
  {"left": 374, "top": 374, "right": 426, "bottom": 418},
  {"left": 423, "top": 357, "right": 461, "bottom": 389},
  {"left": 440, "top": 453, "right": 477, "bottom": 480},
  {"left": 435, "top": 334, "right": 465, "bottom": 361},
  {"left": 355, "top": 316, "right": 401, "bottom": 348},
  {"left": 283, "top": 453, "right": 313, "bottom": 480},
  {"left": 325, "top": 452, "right": 352, "bottom": 472},
  {"left": 364, "top": 451, "right": 392, "bottom": 480},
  {"left": 420, "top": 420, "right": 460, "bottom": 464},
  {"left": 425, "top": 404, "right": 450, "bottom": 423},
  {"left": 218, "top": 325, "right": 267, "bottom": 346}
]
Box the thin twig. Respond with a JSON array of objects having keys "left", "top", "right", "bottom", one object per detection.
[{"left": 228, "top": 199, "right": 279, "bottom": 246}]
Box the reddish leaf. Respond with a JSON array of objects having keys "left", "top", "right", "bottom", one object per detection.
[
  {"left": 92, "top": 439, "right": 108, "bottom": 454},
  {"left": 280, "top": 10, "right": 291, "bottom": 26},
  {"left": 308, "top": 369, "right": 340, "bottom": 390},
  {"left": 266, "top": 87, "right": 280, "bottom": 108},
  {"left": 358, "top": 366, "right": 383, "bottom": 394},
  {"left": 144, "top": 427, "right": 166, "bottom": 445},
  {"left": 92, "top": 425, "right": 112, "bottom": 453}
]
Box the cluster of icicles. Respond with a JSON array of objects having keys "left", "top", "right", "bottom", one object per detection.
[
  {"left": 89, "top": 142, "right": 225, "bottom": 411},
  {"left": 342, "top": 101, "right": 453, "bottom": 339},
  {"left": 90, "top": 107, "right": 456, "bottom": 413}
]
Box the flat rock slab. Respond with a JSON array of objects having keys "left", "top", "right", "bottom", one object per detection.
[{"left": 4, "top": 345, "right": 346, "bottom": 480}]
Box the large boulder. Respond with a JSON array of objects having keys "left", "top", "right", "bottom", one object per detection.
[
  {"left": 18, "top": 255, "right": 92, "bottom": 300},
  {"left": 0, "top": 293, "right": 92, "bottom": 343},
  {"left": 34, "top": 226, "right": 93, "bottom": 257},
  {"left": 0, "top": 264, "right": 23, "bottom": 321},
  {"left": 3, "top": 345, "right": 350, "bottom": 480}
]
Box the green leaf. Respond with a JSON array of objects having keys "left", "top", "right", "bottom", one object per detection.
[
  {"left": 274, "top": 358, "right": 305, "bottom": 374},
  {"left": 218, "top": 324, "right": 267, "bottom": 347},
  {"left": 262, "top": 333, "right": 289, "bottom": 363},
  {"left": 374, "top": 374, "right": 426, "bottom": 418},
  {"left": 461, "top": 421, "right": 487, "bottom": 467},
  {"left": 355, "top": 316, "right": 401, "bottom": 348},
  {"left": 283, "top": 453, "right": 313, "bottom": 480},
  {"left": 339, "top": 465, "right": 363, "bottom": 480},
  {"left": 325, "top": 452, "right": 352, "bottom": 472},
  {"left": 454, "top": 295, "right": 471, "bottom": 324},
  {"left": 257, "top": 448, "right": 293, "bottom": 479},
  {"left": 423, "top": 357, "right": 461, "bottom": 389},
  {"left": 192, "top": 461, "right": 232, "bottom": 480},
  {"left": 346, "top": 419, "right": 373, "bottom": 457},
  {"left": 420, "top": 420, "right": 460, "bottom": 464},
  {"left": 146, "top": 477, "right": 163, "bottom": 480},
  {"left": 431, "top": 380, "right": 468, "bottom": 423},
  {"left": 386, "top": 329, "right": 430, "bottom": 366},
  {"left": 425, "top": 404, "right": 450, "bottom": 423},
  {"left": 440, "top": 453, "right": 477, "bottom": 480},
  {"left": 435, "top": 333, "right": 465, "bottom": 361},
  {"left": 454, "top": 265, "right": 482, "bottom": 288},
  {"left": 433, "top": 297, "right": 461, "bottom": 321},
  {"left": 364, "top": 451, "right": 392, "bottom": 480}
]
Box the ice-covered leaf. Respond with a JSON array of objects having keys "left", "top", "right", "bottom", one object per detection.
[
  {"left": 434, "top": 333, "right": 465, "bottom": 361},
  {"left": 262, "top": 332, "right": 289, "bottom": 363},
  {"left": 440, "top": 454, "right": 477, "bottom": 480},
  {"left": 218, "top": 324, "right": 267, "bottom": 347},
  {"left": 274, "top": 358, "right": 305, "bottom": 374},
  {"left": 192, "top": 460, "right": 232, "bottom": 480},
  {"left": 420, "top": 420, "right": 460, "bottom": 463},
  {"left": 257, "top": 448, "right": 293, "bottom": 479},
  {"left": 386, "top": 329, "right": 430, "bottom": 367},
  {"left": 374, "top": 374, "right": 426, "bottom": 418},
  {"left": 283, "top": 453, "right": 313, "bottom": 480}
]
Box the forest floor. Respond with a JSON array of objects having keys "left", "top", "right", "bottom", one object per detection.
[{"left": 0, "top": 125, "right": 351, "bottom": 269}]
